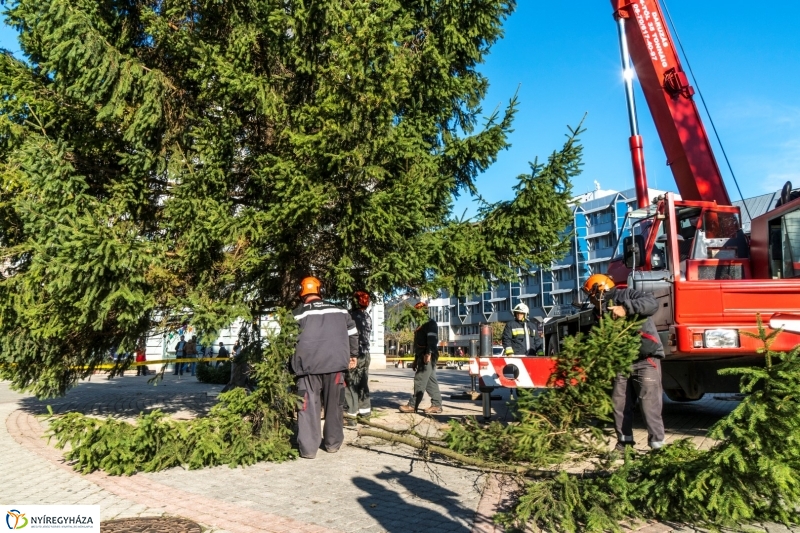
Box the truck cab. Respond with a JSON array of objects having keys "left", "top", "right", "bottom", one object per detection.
[{"left": 605, "top": 194, "right": 800, "bottom": 401}]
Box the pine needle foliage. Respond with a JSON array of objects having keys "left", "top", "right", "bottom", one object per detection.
[
  {"left": 47, "top": 308, "right": 300, "bottom": 475},
  {"left": 631, "top": 316, "right": 800, "bottom": 528},
  {"left": 0, "top": 0, "right": 579, "bottom": 398},
  {"left": 445, "top": 315, "right": 643, "bottom": 466},
  {"left": 490, "top": 316, "right": 800, "bottom": 532}
]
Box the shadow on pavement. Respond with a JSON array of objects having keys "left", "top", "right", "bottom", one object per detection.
[
  {"left": 15, "top": 374, "right": 219, "bottom": 419},
  {"left": 353, "top": 466, "right": 473, "bottom": 532}
]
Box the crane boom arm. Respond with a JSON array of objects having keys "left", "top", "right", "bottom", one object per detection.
[{"left": 612, "top": 0, "right": 731, "bottom": 205}]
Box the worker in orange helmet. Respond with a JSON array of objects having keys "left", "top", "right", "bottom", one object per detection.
[
  {"left": 344, "top": 290, "right": 373, "bottom": 427},
  {"left": 399, "top": 301, "right": 443, "bottom": 414},
  {"left": 290, "top": 276, "right": 359, "bottom": 459},
  {"left": 582, "top": 273, "right": 665, "bottom": 452}
]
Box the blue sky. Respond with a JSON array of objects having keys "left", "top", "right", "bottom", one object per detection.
[
  {"left": 2, "top": 2, "right": 799, "bottom": 218},
  {"left": 462, "top": 1, "right": 800, "bottom": 216}
]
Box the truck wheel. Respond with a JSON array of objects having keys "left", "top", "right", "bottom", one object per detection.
[{"left": 664, "top": 389, "right": 704, "bottom": 402}]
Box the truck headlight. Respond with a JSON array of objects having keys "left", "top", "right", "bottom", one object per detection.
[{"left": 703, "top": 329, "right": 739, "bottom": 348}]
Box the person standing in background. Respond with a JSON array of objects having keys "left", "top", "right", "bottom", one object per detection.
[
  {"left": 185, "top": 335, "right": 198, "bottom": 377},
  {"left": 501, "top": 303, "right": 542, "bottom": 356},
  {"left": 135, "top": 343, "right": 147, "bottom": 376},
  {"left": 399, "top": 301, "right": 443, "bottom": 414},
  {"left": 344, "top": 290, "right": 373, "bottom": 427},
  {"left": 173, "top": 335, "right": 186, "bottom": 376},
  {"left": 216, "top": 342, "right": 229, "bottom": 368}
]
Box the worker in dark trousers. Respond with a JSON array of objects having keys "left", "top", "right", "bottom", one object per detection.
[
  {"left": 501, "top": 302, "right": 543, "bottom": 356},
  {"left": 291, "top": 276, "right": 359, "bottom": 459},
  {"left": 344, "top": 290, "right": 373, "bottom": 427},
  {"left": 582, "top": 273, "right": 665, "bottom": 451},
  {"left": 399, "top": 301, "right": 443, "bottom": 414}
]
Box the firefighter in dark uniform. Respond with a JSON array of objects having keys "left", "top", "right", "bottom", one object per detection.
[
  {"left": 344, "top": 290, "right": 372, "bottom": 426},
  {"left": 501, "top": 302, "right": 543, "bottom": 356},
  {"left": 291, "top": 276, "right": 359, "bottom": 459},
  {"left": 582, "top": 273, "right": 665, "bottom": 451},
  {"left": 399, "top": 301, "right": 443, "bottom": 414}
]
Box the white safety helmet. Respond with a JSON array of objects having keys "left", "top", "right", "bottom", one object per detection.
[{"left": 512, "top": 303, "right": 529, "bottom": 316}]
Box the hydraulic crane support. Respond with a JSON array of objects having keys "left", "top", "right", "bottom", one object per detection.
[
  {"left": 611, "top": 0, "right": 731, "bottom": 206},
  {"left": 615, "top": 15, "right": 650, "bottom": 209}
]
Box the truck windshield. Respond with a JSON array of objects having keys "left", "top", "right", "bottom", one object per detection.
[{"left": 610, "top": 212, "right": 656, "bottom": 262}]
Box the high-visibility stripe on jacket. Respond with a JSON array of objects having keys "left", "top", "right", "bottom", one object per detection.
[
  {"left": 291, "top": 300, "right": 359, "bottom": 376},
  {"left": 501, "top": 319, "right": 542, "bottom": 355}
]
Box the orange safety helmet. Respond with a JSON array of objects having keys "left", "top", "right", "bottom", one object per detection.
[
  {"left": 414, "top": 301, "right": 428, "bottom": 309},
  {"left": 298, "top": 276, "right": 322, "bottom": 298},
  {"left": 353, "top": 290, "right": 370, "bottom": 308},
  {"left": 582, "top": 273, "right": 615, "bottom": 297}
]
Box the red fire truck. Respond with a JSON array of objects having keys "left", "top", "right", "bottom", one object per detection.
[{"left": 472, "top": 0, "right": 800, "bottom": 402}]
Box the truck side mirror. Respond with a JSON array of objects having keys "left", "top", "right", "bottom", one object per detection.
[{"left": 623, "top": 235, "right": 645, "bottom": 268}]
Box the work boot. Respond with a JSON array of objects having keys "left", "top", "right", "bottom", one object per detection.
[
  {"left": 614, "top": 441, "right": 633, "bottom": 452},
  {"left": 424, "top": 405, "right": 443, "bottom": 414},
  {"left": 398, "top": 404, "right": 416, "bottom": 413},
  {"left": 344, "top": 414, "right": 358, "bottom": 428}
]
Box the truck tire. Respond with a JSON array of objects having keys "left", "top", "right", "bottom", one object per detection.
[{"left": 664, "top": 388, "right": 704, "bottom": 402}]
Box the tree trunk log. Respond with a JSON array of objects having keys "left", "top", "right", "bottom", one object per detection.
[
  {"left": 356, "top": 427, "right": 559, "bottom": 479},
  {"left": 221, "top": 360, "right": 253, "bottom": 392}
]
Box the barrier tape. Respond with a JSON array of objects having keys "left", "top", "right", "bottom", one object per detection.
[
  {"left": 85, "top": 357, "right": 232, "bottom": 371},
  {"left": 136, "top": 357, "right": 230, "bottom": 365},
  {"left": 0, "top": 357, "right": 233, "bottom": 371}
]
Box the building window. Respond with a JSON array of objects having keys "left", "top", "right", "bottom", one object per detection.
[
  {"left": 458, "top": 297, "right": 467, "bottom": 319},
  {"left": 590, "top": 261, "right": 610, "bottom": 275},
  {"left": 482, "top": 291, "right": 493, "bottom": 315},
  {"left": 552, "top": 269, "right": 573, "bottom": 282},
  {"left": 599, "top": 234, "right": 613, "bottom": 249},
  {"left": 510, "top": 282, "right": 521, "bottom": 310},
  {"left": 550, "top": 292, "right": 572, "bottom": 306}
]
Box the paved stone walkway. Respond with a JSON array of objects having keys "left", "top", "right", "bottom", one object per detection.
[{"left": 1, "top": 369, "right": 797, "bottom": 532}]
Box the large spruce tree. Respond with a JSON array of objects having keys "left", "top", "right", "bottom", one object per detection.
[{"left": 0, "top": 0, "right": 579, "bottom": 397}]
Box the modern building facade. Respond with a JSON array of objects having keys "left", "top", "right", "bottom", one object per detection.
[{"left": 141, "top": 302, "right": 386, "bottom": 372}]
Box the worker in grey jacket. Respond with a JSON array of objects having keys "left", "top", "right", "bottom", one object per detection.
[
  {"left": 583, "top": 273, "right": 665, "bottom": 451},
  {"left": 291, "top": 276, "right": 359, "bottom": 459}
]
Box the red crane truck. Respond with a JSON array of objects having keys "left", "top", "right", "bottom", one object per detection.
[{"left": 471, "top": 0, "right": 800, "bottom": 403}]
